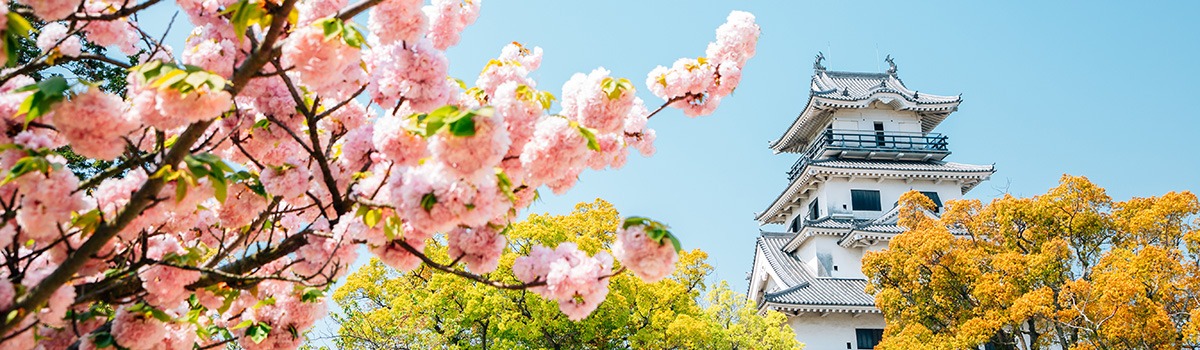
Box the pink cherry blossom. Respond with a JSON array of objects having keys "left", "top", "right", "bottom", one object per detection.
[
  {"left": 475, "top": 43, "right": 541, "bottom": 97},
  {"left": 705, "top": 11, "right": 760, "bottom": 68},
  {"left": 561, "top": 68, "right": 637, "bottom": 134},
  {"left": 424, "top": 0, "right": 481, "bottom": 50},
  {"left": 368, "top": 0, "right": 426, "bottom": 45},
  {"left": 182, "top": 23, "right": 238, "bottom": 78},
  {"left": 260, "top": 165, "right": 312, "bottom": 200},
  {"left": 16, "top": 169, "right": 86, "bottom": 246},
  {"left": 218, "top": 183, "right": 269, "bottom": 228},
  {"left": 132, "top": 80, "right": 232, "bottom": 130},
  {"left": 429, "top": 108, "right": 510, "bottom": 178},
  {"left": 282, "top": 23, "right": 363, "bottom": 95},
  {"left": 162, "top": 322, "right": 199, "bottom": 350},
  {"left": 51, "top": 87, "right": 139, "bottom": 159},
  {"left": 372, "top": 114, "right": 428, "bottom": 166},
  {"left": 139, "top": 236, "right": 202, "bottom": 308},
  {"left": 111, "top": 305, "right": 168, "bottom": 350},
  {"left": 294, "top": 224, "right": 358, "bottom": 279},
  {"left": 491, "top": 81, "right": 543, "bottom": 157},
  {"left": 297, "top": 0, "right": 348, "bottom": 26},
  {"left": 513, "top": 243, "right": 613, "bottom": 320},
  {"left": 612, "top": 225, "right": 679, "bottom": 283},
  {"left": 446, "top": 225, "right": 506, "bottom": 273},
  {"left": 371, "top": 239, "right": 426, "bottom": 272},
  {"left": 520, "top": 117, "right": 588, "bottom": 193},
  {"left": 80, "top": 1, "right": 141, "bottom": 54},
  {"left": 36, "top": 22, "right": 82, "bottom": 57},
  {"left": 365, "top": 39, "right": 452, "bottom": 113},
  {"left": 20, "top": 0, "right": 81, "bottom": 21}
]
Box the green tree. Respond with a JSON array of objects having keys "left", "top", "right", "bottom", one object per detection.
[
  {"left": 329, "top": 199, "right": 801, "bottom": 349},
  {"left": 863, "top": 176, "right": 1200, "bottom": 350}
]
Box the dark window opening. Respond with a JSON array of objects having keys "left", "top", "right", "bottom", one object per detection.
[
  {"left": 874, "top": 122, "right": 885, "bottom": 147},
  {"left": 856, "top": 329, "right": 885, "bottom": 349},
  {"left": 920, "top": 191, "right": 943, "bottom": 213},
  {"left": 808, "top": 198, "right": 820, "bottom": 221},
  {"left": 851, "top": 190, "right": 882, "bottom": 211},
  {"left": 789, "top": 215, "right": 802, "bottom": 233}
]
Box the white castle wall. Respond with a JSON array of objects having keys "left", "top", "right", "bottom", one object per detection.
[{"left": 789, "top": 312, "right": 886, "bottom": 350}]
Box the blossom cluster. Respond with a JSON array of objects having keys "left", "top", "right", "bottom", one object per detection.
[
  {"left": 645, "top": 11, "right": 759, "bottom": 116},
  {"left": 0, "top": 1, "right": 758, "bottom": 349}
]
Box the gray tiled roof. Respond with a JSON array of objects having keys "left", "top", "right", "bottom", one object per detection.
[
  {"left": 812, "top": 71, "right": 960, "bottom": 105},
  {"left": 769, "top": 69, "right": 963, "bottom": 154},
  {"left": 757, "top": 233, "right": 875, "bottom": 307},
  {"left": 809, "top": 159, "right": 995, "bottom": 173}
]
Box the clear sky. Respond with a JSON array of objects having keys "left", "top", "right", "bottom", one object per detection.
[{"left": 134, "top": 1, "right": 1200, "bottom": 296}]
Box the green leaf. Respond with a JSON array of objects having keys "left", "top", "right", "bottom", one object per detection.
[
  {"left": 575, "top": 123, "right": 601, "bottom": 151},
  {"left": 5, "top": 12, "right": 33, "bottom": 38},
  {"left": 185, "top": 71, "right": 211, "bottom": 89},
  {"left": 230, "top": 319, "right": 254, "bottom": 330},
  {"left": 363, "top": 209, "right": 381, "bottom": 228},
  {"left": 92, "top": 332, "right": 115, "bottom": 349},
  {"left": 300, "top": 287, "right": 324, "bottom": 303},
  {"left": 153, "top": 69, "right": 188, "bottom": 89},
  {"left": 245, "top": 323, "right": 272, "bottom": 344},
  {"left": 447, "top": 114, "right": 476, "bottom": 137},
  {"left": 225, "top": 0, "right": 270, "bottom": 44},
  {"left": 38, "top": 76, "right": 70, "bottom": 95},
  {"left": 421, "top": 193, "right": 438, "bottom": 212},
  {"left": 253, "top": 296, "right": 276, "bottom": 309},
  {"left": 175, "top": 180, "right": 189, "bottom": 202},
  {"left": 213, "top": 179, "right": 228, "bottom": 203}
]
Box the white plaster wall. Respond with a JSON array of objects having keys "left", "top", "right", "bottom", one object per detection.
[
  {"left": 786, "top": 178, "right": 965, "bottom": 279},
  {"left": 830, "top": 108, "right": 923, "bottom": 134},
  {"left": 789, "top": 313, "right": 886, "bottom": 350},
  {"left": 819, "top": 178, "right": 963, "bottom": 221}
]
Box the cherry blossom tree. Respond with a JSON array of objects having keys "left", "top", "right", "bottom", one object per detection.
[{"left": 0, "top": 1, "right": 759, "bottom": 349}]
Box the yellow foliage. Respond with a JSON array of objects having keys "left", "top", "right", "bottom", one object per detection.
[
  {"left": 332, "top": 199, "right": 802, "bottom": 349},
  {"left": 865, "top": 175, "right": 1200, "bottom": 349}
]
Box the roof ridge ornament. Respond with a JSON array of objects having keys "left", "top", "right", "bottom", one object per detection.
[
  {"left": 814, "top": 52, "right": 826, "bottom": 71},
  {"left": 885, "top": 54, "right": 897, "bottom": 75}
]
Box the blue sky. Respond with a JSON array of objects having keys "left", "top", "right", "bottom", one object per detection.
[{"left": 135, "top": 1, "right": 1200, "bottom": 294}]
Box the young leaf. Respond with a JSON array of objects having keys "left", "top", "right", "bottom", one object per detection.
[
  {"left": 245, "top": 323, "right": 272, "bottom": 344},
  {"left": 421, "top": 193, "right": 438, "bottom": 212},
  {"left": 574, "top": 123, "right": 601, "bottom": 151}
]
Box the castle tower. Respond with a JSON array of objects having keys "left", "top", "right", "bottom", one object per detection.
[{"left": 746, "top": 55, "right": 995, "bottom": 349}]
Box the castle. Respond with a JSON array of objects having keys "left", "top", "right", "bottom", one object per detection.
[{"left": 746, "top": 55, "right": 994, "bottom": 349}]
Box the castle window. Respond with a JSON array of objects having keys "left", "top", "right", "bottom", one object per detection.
[
  {"left": 920, "top": 191, "right": 943, "bottom": 213},
  {"left": 874, "top": 122, "right": 886, "bottom": 147},
  {"left": 808, "top": 198, "right": 820, "bottom": 221},
  {"left": 851, "top": 190, "right": 882, "bottom": 211},
  {"left": 856, "top": 329, "right": 885, "bottom": 349}
]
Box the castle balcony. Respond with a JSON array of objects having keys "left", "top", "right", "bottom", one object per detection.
[{"left": 787, "top": 129, "right": 950, "bottom": 181}]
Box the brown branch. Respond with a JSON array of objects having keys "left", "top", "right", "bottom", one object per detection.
[
  {"left": 393, "top": 239, "right": 545, "bottom": 290},
  {"left": 645, "top": 95, "right": 685, "bottom": 120},
  {"left": 229, "top": 0, "right": 298, "bottom": 93},
  {"left": 0, "top": 120, "right": 214, "bottom": 334},
  {"left": 65, "top": 0, "right": 165, "bottom": 21},
  {"left": 0, "top": 0, "right": 300, "bottom": 334},
  {"left": 336, "top": 0, "right": 386, "bottom": 21}
]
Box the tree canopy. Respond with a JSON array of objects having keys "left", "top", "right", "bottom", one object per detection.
[
  {"left": 0, "top": 1, "right": 761, "bottom": 349},
  {"left": 864, "top": 175, "right": 1200, "bottom": 350},
  {"left": 330, "top": 199, "right": 801, "bottom": 349}
]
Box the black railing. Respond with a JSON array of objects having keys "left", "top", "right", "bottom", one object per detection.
[{"left": 786, "top": 129, "right": 949, "bottom": 181}]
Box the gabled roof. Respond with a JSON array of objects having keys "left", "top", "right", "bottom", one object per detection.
[
  {"left": 755, "top": 159, "right": 994, "bottom": 225},
  {"left": 755, "top": 234, "right": 876, "bottom": 310},
  {"left": 770, "top": 70, "right": 962, "bottom": 154}
]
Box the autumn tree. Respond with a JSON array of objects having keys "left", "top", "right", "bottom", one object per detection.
[
  {"left": 0, "top": 1, "right": 761, "bottom": 349},
  {"left": 863, "top": 175, "right": 1200, "bottom": 350},
  {"left": 329, "top": 199, "right": 801, "bottom": 349}
]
